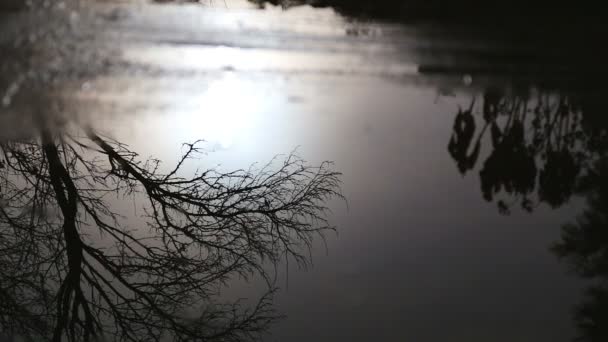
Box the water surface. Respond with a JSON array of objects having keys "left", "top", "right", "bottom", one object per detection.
[{"left": 1, "top": 1, "right": 606, "bottom": 341}]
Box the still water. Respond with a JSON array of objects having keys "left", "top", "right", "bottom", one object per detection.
[{"left": 1, "top": 1, "right": 606, "bottom": 341}]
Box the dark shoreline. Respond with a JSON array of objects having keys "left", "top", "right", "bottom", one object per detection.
[{"left": 251, "top": 0, "right": 607, "bottom": 25}]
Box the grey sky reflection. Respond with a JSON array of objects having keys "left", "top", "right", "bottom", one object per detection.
[{"left": 95, "top": 73, "right": 584, "bottom": 342}]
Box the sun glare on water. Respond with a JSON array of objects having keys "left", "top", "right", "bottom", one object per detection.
[{"left": 177, "top": 73, "right": 265, "bottom": 150}]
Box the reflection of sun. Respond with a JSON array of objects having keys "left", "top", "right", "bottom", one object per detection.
[{"left": 179, "top": 74, "right": 264, "bottom": 149}]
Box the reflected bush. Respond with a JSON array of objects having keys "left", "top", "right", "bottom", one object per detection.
[{"left": 447, "top": 87, "right": 608, "bottom": 213}]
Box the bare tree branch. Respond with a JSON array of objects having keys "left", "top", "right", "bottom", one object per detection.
[{"left": 0, "top": 122, "right": 342, "bottom": 342}]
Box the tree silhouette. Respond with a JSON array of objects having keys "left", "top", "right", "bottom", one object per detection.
[
  {"left": 0, "top": 122, "right": 342, "bottom": 342},
  {"left": 247, "top": 0, "right": 605, "bottom": 23},
  {"left": 552, "top": 159, "right": 608, "bottom": 341},
  {"left": 446, "top": 88, "right": 595, "bottom": 213},
  {"left": 443, "top": 83, "right": 608, "bottom": 340},
  {"left": 448, "top": 100, "right": 480, "bottom": 175}
]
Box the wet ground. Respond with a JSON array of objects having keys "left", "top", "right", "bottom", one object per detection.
[{"left": 2, "top": 1, "right": 608, "bottom": 341}]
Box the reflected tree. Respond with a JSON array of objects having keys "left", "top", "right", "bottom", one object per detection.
[
  {"left": 0, "top": 3, "right": 343, "bottom": 340},
  {"left": 0, "top": 122, "right": 342, "bottom": 341},
  {"left": 446, "top": 87, "right": 597, "bottom": 213},
  {"left": 444, "top": 84, "right": 608, "bottom": 340},
  {"left": 447, "top": 100, "right": 480, "bottom": 175},
  {"left": 552, "top": 159, "right": 608, "bottom": 341}
]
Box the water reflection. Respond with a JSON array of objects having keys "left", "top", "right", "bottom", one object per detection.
[
  {"left": 447, "top": 88, "right": 597, "bottom": 213},
  {"left": 446, "top": 84, "right": 608, "bottom": 340},
  {"left": 0, "top": 86, "right": 341, "bottom": 340},
  {"left": 553, "top": 159, "right": 608, "bottom": 341},
  {"left": 3, "top": 0, "right": 608, "bottom": 341}
]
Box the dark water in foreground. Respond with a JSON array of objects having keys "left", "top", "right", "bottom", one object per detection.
[{"left": 1, "top": 1, "right": 607, "bottom": 341}]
